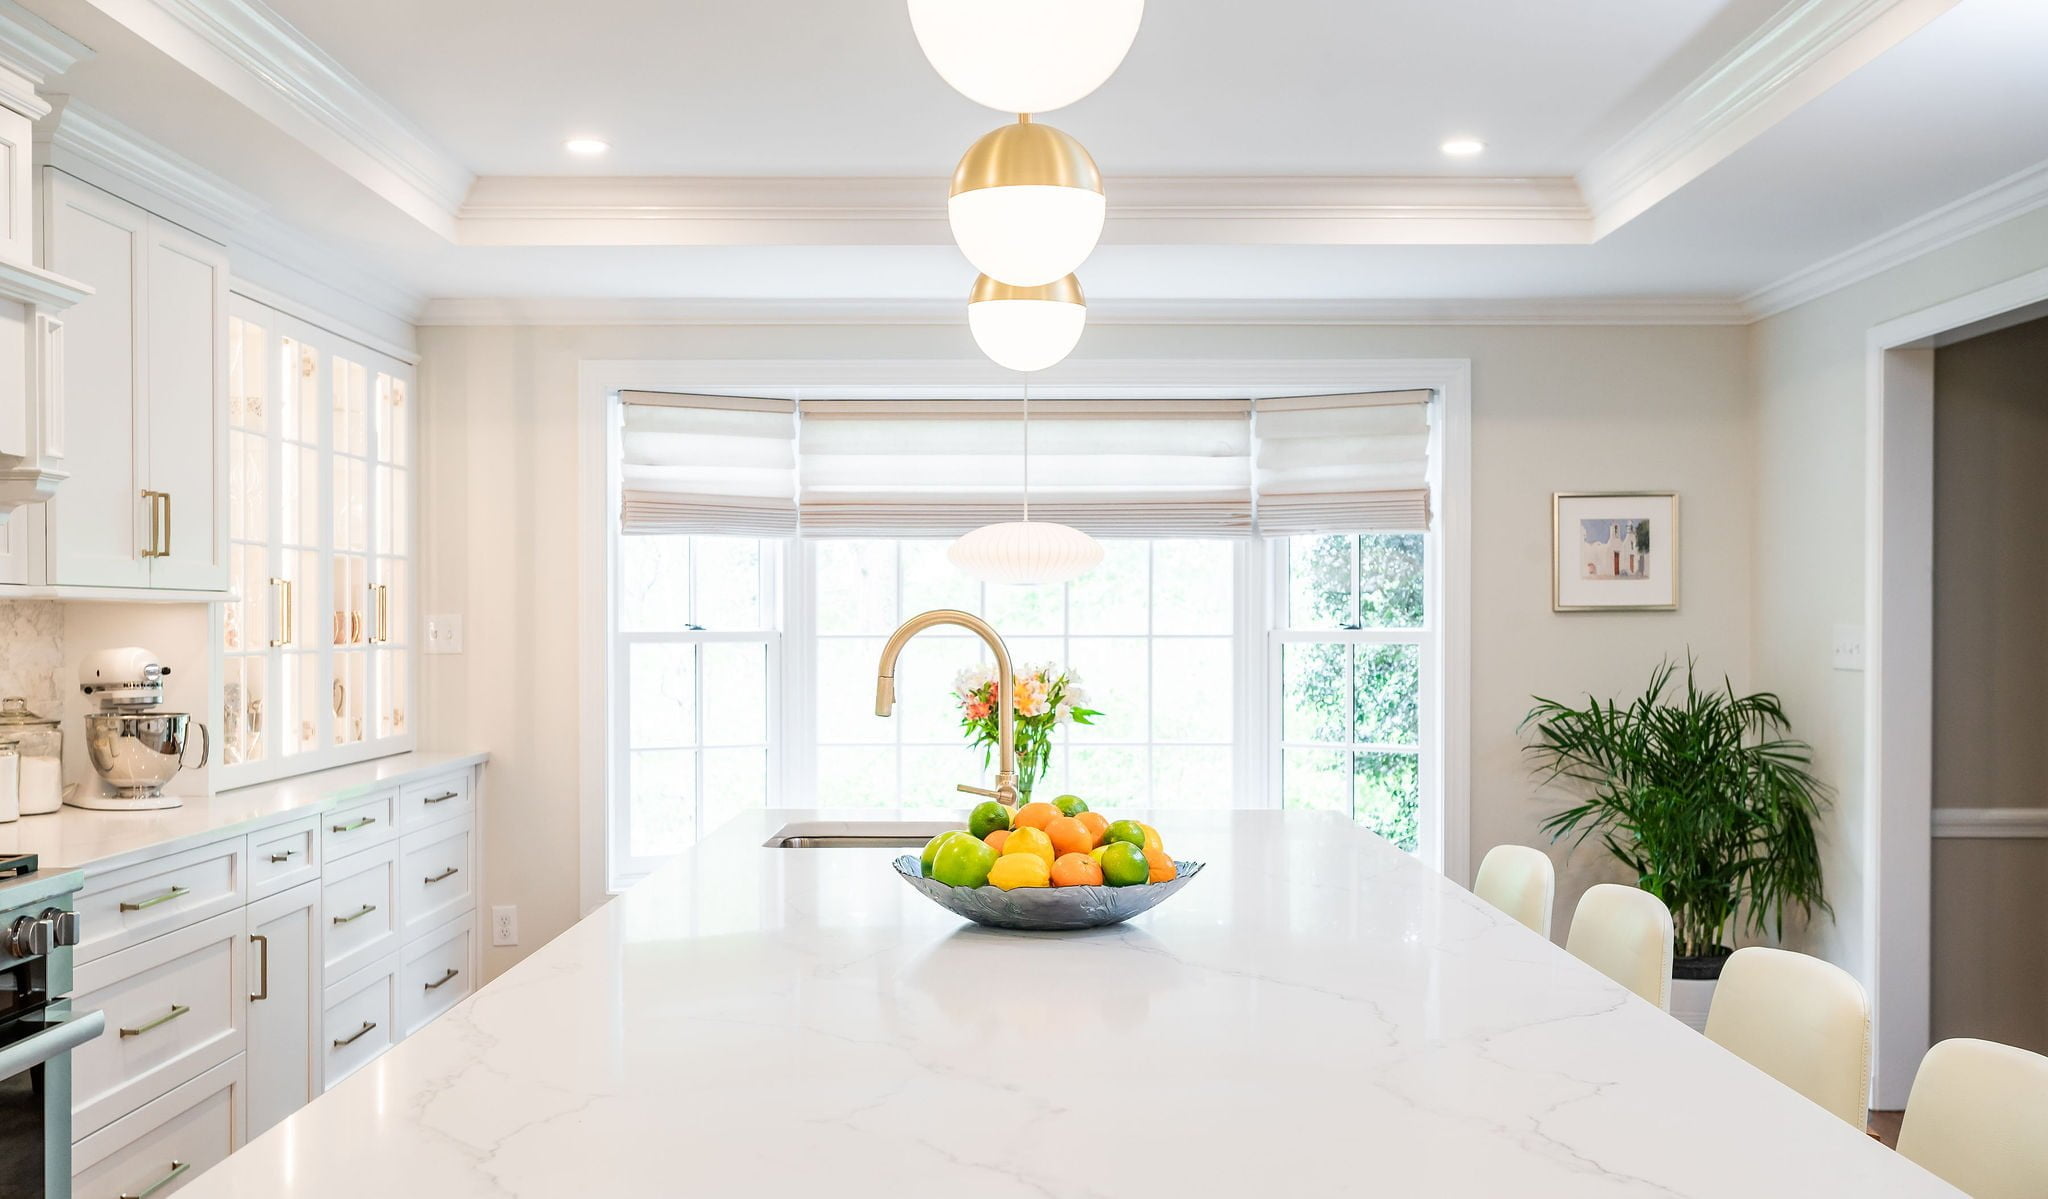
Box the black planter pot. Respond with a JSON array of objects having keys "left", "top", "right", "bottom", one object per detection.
[{"left": 1673, "top": 946, "right": 1735, "bottom": 981}]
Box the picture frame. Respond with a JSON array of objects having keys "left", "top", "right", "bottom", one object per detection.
[{"left": 1552, "top": 491, "right": 1679, "bottom": 612}]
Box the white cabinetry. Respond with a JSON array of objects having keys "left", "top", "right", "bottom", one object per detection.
[
  {"left": 245, "top": 880, "right": 320, "bottom": 1138},
  {"left": 39, "top": 168, "right": 226, "bottom": 591}
]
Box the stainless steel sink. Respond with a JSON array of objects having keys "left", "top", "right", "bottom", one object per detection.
[{"left": 763, "top": 821, "right": 953, "bottom": 849}]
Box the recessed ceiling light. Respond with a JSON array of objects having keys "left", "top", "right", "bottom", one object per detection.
[
  {"left": 1440, "top": 137, "right": 1486, "bottom": 158},
  {"left": 564, "top": 137, "right": 609, "bottom": 156}
]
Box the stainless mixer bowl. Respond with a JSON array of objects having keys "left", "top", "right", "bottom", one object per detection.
[{"left": 85, "top": 712, "right": 209, "bottom": 797}]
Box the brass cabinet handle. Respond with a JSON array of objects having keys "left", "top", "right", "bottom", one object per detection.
[
  {"left": 119, "top": 1159, "right": 190, "bottom": 1199},
  {"left": 423, "top": 866, "right": 459, "bottom": 885},
  {"left": 160, "top": 490, "right": 171, "bottom": 557},
  {"left": 424, "top": 967, "right": 460, "bottom": 992},
  {"left": 369, "top": 583, "right": 390, "bottom": 643},
  {"left": 268, "top": 849, "right": 297, "bottom": 863},
  {"left": 423, "top": 791, "right": 457, "bottom": 805},
  {"left": 118, "top": 1004, "right": 190, "bottom": 1038},
  {"left": 332, "top": 903, "right": 377, "bottom": 925},
  {"left": 330, "top": 815, "right": 377, "bottom": 833},
  {"left": 268, "top": 577, "right": 294, "bottom": 646},
  {"left": 250, "top": 933, "right": 270, "bottom": 1001},
  {"left": 332, "top": 1020, "right": 376, "bottom": 1048},
  {"left": 119, "top": 885, "right": 188, "bottom": 912},
  {"left": 139, "top": 490, "right": 165, "bottom": 558}
]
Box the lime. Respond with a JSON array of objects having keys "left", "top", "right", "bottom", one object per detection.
[
  {"left": 1100, "top": 841, "right": 1149, "bottom": 887},
  {"left": 1052, "top": 794, "right": 1089, "bottom": 817},
  {"left": 968, "top": 800, "right": 1012, "bottom": 840},
  {"left": 1104, "top": 819, "right": 1148, "bottom": 851},
  {"left": 931, "top": 835, "right": 999, "bottom": 888},
  {"left": 919, "top": 831, "right": 969, "bottom": 877}
]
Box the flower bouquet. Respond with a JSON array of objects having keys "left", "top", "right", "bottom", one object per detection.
[{"left": 953, "top": 662, "right": 1100, "bottom": 805}]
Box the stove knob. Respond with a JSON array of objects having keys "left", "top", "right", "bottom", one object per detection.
[
  {"left": 40, "top": 908, "right": 80, "bottom": 947},
  {"left": 6, "top": 914, "right": 46, "bottom": 957}
]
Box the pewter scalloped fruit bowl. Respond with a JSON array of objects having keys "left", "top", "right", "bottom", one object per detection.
[{"left": 892, "top": 855, "right": 1204, "bottom": 931}]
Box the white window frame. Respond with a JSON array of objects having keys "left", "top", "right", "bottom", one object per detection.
[{"left": 577, "top": 359, "right": 1471, "bottom": 914}]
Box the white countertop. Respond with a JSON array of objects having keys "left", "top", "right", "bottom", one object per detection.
[
  {"left": 180, "top": 809, "right": 1956, "bottom": 1197},
  {"left": 0, "top": 751, "right": 487, "bottom": 873}
]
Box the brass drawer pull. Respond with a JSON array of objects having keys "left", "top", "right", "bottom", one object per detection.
[
  {"left": 139, "top": 490, "right": 166, "bottom": 558},
  {"left": 332, "top": 1020, "right": 377, "bottom": 1048},
  {"left": 332, "top": 903, "right": 378, "bottom": 925},
  {"left": 119, "top": 885, "right": 189, "bottom": 912},
  {"left": 250, "top": 933, "right": 270, "bottom": 1001},
  {"left": 424, "top": 967, "right": 460, "bottom": 992},
  {"left": 268, "top": 849, "right": 297, "bottom": 863},
  {"left": 423, "top": 866, "right": 460, "bottom": 885},
  {"left": 422, "top": 791, "right": 457, "bottom": 804},
  {"left": 268, "top": 577, "right": 294, "bottom": 647},
  {"left": 119, "top": 1004, "right": 190, "bottom": 1038},
  {"left": 120, "top": 1159, "right": 190, "bottom": 1199},
  {"left": 330, "top": 815, "right": 377, "bottom": 833}
]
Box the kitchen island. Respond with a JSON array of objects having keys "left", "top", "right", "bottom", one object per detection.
[{"left": 175, "top": 810, "right": 1955, "bottom": 1197}]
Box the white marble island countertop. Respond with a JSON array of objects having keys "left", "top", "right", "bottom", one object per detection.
[{"left": 180, "top": 810, "right": 1956, "bottom": 1197}]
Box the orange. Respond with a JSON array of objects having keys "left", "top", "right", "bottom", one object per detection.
[
  {"left": 1051, "top": 852, "right": 1104, "bottom": 887},
  {"left": 1045, "top": 815, "right": 1094, "bottom": 858},
  {"left": 1076, "top": 811, "right": 1110, "bottom": 846},
  {"left": 1001, "top": 825, "right": 1055, "bottom": 869},
  {"left": 988, "top": 854, "right": 1051, "bottom": 890},
  {"left": 1011, "top": 801, "right": 1059, "bottom": 831},
  {"left": 1144, "top": 846, "right": 1178, "bottom": 884},
  {"left": 1139, "top": 822, "right": 1164, "bottom": 854},
  {"left": 984, "top": 829, "right": 1010, "bottom": 853}
]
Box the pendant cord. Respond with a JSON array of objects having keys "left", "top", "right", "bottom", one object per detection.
[{"left": 1021, "top": 376, "right": 1031, "bottom": 523}]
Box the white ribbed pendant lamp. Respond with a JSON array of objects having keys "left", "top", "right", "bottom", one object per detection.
[{"left": 948, "top": 380, "right": 1103, "bottom": 585}]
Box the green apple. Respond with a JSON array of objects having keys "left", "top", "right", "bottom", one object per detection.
[
  {"left": 968, "top": 800, "right": 1012, "bottom": 840},
  {"left": 931, "top": 835, "right": 999, "bottom": 888},
  {"left": 919, "top": 831, "right": 971, "bottom": 877}
]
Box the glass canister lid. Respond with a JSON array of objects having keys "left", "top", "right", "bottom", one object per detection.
[{"left": 0, "top": 697, "right": 57, "bottom": 729}]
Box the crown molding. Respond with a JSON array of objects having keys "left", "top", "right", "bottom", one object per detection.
[
  {"left": 1580, "top": 0, "right": 1958, "bottom": 237},
  {"left": 0, "top": 0, "right": 91, "bottom": 119},
  {"left": 417, "top": 294, "right": 1749, "bottom": 328},
  {"left": 40, "top": 97, "right": 424, "bottom": 338},
  {"left": 455, "top": 175, "right": 1593, "bottom": 247},
  {"left": 74, "top": 0, "right": 470, "bottom": 235},
  {"left": 1745, "top": 157, "right": 2048, "bottom": 319}
]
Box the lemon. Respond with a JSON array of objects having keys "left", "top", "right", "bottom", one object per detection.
[
  {"left": 1001, "top": 825, "right": 1055, "bottom": 869},
  {"left": 1089, "top": 845, "right": 1112, "bottom": 865},
  {"left": 968, "top": 800, "right": 1012, "bottom": 840},
  {"left": 1100, "top": 841, "right": 1150, "bottom": 887},
  {"left": 988, "top": 854, "right": 1051, "bottom": 890},
  {"left": 1138, "top": 822, "right": 1164, "bottom": 854}
]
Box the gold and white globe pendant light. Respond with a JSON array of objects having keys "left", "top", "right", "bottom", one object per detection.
[
  {"left": 949, "top": 116, "right": 1105, "bottom": 287},
  {"left": 948, "top": 380, "right": 1103, "bottom": 586},
  {"left": 968, "top": 273, "right": 1087, "bottom": 373},
  {"left": 907, "top": 0, "right": 1145, "bottom": 114}
]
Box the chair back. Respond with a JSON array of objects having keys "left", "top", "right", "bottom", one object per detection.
[
  {"left": 1472, "top": 844, "right": 1555, "bottom": 938},
  {"left": 1704, "top": 946, "right": 1869, "bottom": 1127},
  {"left": 1564, "top": 883, "right": 1674, "bottom": 1010},
  {"left": 1896, "top": 1037, "right": 2048, "bottom": 1199}
]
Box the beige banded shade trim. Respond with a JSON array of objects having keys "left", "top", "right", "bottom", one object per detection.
[
  {"left": 620, "top": 391, "right": 797, "bottom": 535},
  {"left": 1254, "top": 390, "right": 1433, "bottom": 535}
]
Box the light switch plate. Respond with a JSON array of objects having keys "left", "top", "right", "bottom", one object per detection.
[
  {"left": 425, "top": 613, "right": 463, "bottom": 654},
  {"left": 1832, "top": 624, "right": 1865, "bottom": 671}
]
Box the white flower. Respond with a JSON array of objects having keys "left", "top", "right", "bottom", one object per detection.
[
  {"left": 1066, "top": 685, "right": 1089, "bottom": 707},
  {"left": 953, "top": 664, "right": 995, "bottom": 697},
  {"left": 1055, "top": 702, "right": 1074, "bottom": 724}
]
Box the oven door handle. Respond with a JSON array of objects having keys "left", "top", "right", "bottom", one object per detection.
[{"left": 0, "top": 1008, "right": 106, "bottom": 1077}]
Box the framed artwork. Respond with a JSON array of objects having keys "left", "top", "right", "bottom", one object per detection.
[{"left": 1552, "top": 492, "right": 1678, "bottom": 612}]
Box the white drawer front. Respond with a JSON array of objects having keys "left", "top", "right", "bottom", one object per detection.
[
  {"left": 71, "top": 1055, "right": 244, "bottom": 1199},
  {"left": 247, "top": 817, "right": 319, "bottom": 900},
  {"left": 321, "top": 956, "right": 397, "bottom": 1088},
  {"left": 320, "top": 790, "right": 397, "bottom": 860},
  {"left": 321, "top": 841, "right": 399, "bottom": 984},
  {"left": 399, "top": 913, "right": 474, "bottom": 1035},
  {"left": 77, "top": 839, "right": 245, "bottom": 964},
  {"left": 399, "top": 817, "right": 473, "bottom": 939},
  {"left": 72, "top": 910, "right": 247, "bottom": 1139},
  {"left": 397, "top": 769, "right": 472, "bottom": 830}
]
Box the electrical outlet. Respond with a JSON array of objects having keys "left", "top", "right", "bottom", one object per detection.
[
  {"left": 425, "top": 613, "right": 464, "bottom": 655},
  {"left": 1832, "top": 624, "right": 1866, "bottom": 671},
  {"left": 491, "top": 904, "right": 518, "bottom": 946}
]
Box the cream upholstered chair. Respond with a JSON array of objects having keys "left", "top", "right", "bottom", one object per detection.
[
  {"left": 1896, "top": 1038, "right": 2048, "bottom": 1198},
  {"left": 1563, "top": 884, "right": 1674, "bottom": 1010},
  {"left": 1472, "top": 845, "right": 1555, "bottom": 938},
  {"left": 1703, "top": 946, "right": 1869, "bottom": 1127}
]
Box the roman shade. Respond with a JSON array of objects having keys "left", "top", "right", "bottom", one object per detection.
[
  {"left": 619, "top": 391, "right": 797, "bottom": 535},
  {"left": 1253, "top": 390, "right": 1432, "bottom": 534},
  {"left": 796, "top": 399, "right": 1253, "bottom": 537}
]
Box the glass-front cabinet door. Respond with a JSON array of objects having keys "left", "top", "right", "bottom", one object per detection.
[{"left": 217, "top": 296, "right": 417, "bottom": 785}]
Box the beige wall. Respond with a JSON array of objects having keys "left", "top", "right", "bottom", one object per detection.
[
  {"left": 1928, "top": 315, "right": 2048, "bottom": 1053},
  {"left": 416, "top": 321, "right": 1756, "bottom": 975}
]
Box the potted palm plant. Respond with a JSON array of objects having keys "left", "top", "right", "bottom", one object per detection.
[{"left": 1520, "top": 657, "right": 1830, "bottom": 1028}]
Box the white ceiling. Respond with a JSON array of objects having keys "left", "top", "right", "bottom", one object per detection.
[{"left": 16, "top": 0, "right": 2048, "bottom": 317}]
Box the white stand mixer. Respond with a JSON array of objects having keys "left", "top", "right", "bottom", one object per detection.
[{"left": 70, "top": 647, "right": 208, "bottom": 812}]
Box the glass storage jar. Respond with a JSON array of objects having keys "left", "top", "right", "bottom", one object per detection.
[{"left": 0, "top": 698, "right": 64, "bottom": 815}]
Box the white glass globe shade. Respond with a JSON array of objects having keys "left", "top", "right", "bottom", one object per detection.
[
  {"left": 908, "top": 0, "right": 1145, "bottom": 114},
  {"left": 969, "top": 298, "right": 1086, "bottom": 373},
  {"left": 949, "top": 185, "right": 1105, "bottom": 287},
  {"left": 948, "top": 521, "right": 1104, "bottom": 585}
]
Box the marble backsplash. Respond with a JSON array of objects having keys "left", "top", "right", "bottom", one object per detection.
[{"left": 0, "top": 600, "right": 65, "bottom": 715}]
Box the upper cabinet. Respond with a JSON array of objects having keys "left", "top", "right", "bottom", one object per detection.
[{"left": 39, "top": 169, "right": 228, "bottom": 591}]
